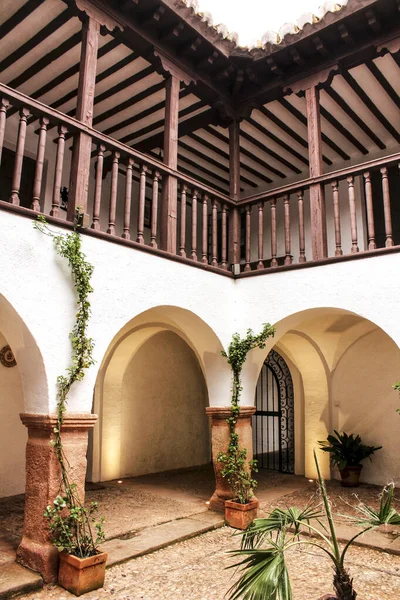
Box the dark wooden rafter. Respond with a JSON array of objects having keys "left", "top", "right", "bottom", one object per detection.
[
  {"left": 192, "top": 129, "right": 279, "bottom": 181},
  {"left": 366, "top": 61, "right": 400, "bottom": 111},
  {"left": 8, "top": 31, "right": 82, "bottom": 90},
  {"left": 198, "top": 128, "right": 273, "bottom": 184},
  {"left": 324, "top": 85, "right": 386, "bottom": 150},
  {"left": 179, "top": 139, "right": 261, "bottom": 187},
  {"left": 341, "top": 70, "right": 400, "bottom": 142},
  {"left": 100, "top": 87, "right": 192, "bottom": 137},
  {"left": 280, "top": 98, "right": 350, "bottom": 160},
  {"left": 319, "top": 104, "right": 369, "bottom": 155},
  {"left": 176, "top": 152, "right": 237, "bottom": 188},
  {"left": 246, "top": 116, "right": 307, "bottom": 169},
  {"left": 235, "top": 129, "right": 286, "bottom": 177},
  {"left": 0, "top": 9, "right": 73, "bottom": 74},
  {"left": 0, "top": 0, "right": 46, "bottom": 41}
]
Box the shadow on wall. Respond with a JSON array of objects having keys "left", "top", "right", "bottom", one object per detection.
[{"left": 89, "top": 305, "right": 229, "bottom": 483}]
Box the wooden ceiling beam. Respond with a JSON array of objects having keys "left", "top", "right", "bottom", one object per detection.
[
  {"left": 245, "top": 119, "right": 302, "bottom": 173},
  {"left": 324, "top": 86, "right": 386, "bottom": 150},
  {"left": 280, "top": 98, "right": 350, "bottom": 160},
  {"left": 366, "top": 61, "right": 400, "bottom": 110},
  {"left": 0, "top": 0, "right": 46, "bottom": 40},
  {"left": 0, "top": 9, "right": 72, "bottom": 74},
  {"left": 342, "top": 70, "right": 400, "bottom": 143},
  {"left": 338, "top": 23, "right": 354, "bottom": 46},
  {"left": 319, "top": 104, "right": 369, "bottom": 155},
  {"left": 249, "top": 111, "right": 309, "bottom": 166},
  {"left": 313, "top": 36, "right": 329, "bottom": 57},
  {"left": 93, "top": 81, "right": 165, "bottom": 127},
  {"left": 365, "top": 9, "right": 380, "bottom": 34}
]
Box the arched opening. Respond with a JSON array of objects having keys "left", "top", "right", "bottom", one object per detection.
[
  {"left": 246, "top": 308, "right": 400, "bottom": 484},
  {"left": 253, "top": 349, "right": 295, "bottom": 474}
]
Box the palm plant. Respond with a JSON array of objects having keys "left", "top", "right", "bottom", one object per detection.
[
  {"left": 227, "top": 451, "right": 400, "bottom": 600},
  {"left": 318, "top": 431, "right": 382, "bottom": 470}
]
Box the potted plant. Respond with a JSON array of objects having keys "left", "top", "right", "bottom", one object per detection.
[
  {"left": 218, "top": 432, "right": 259, "bottom": 530},
  {"left": 227, "top": 450, "right": 400, "bottom": 600},
  {"left": 218, "top": 324, "right": 275, "bottom": 529},
  {"left": 319, "top": 431, "right": 382, "bottom": 487},
  {"left": 35, "top": 213, "right": 106, "bottom": 595},
  {"left": 45, "top": 491, "right": 106, "bottom": 596}
]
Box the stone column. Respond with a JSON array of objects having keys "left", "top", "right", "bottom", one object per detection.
[
  {"left": 17, "top": 413, "right": 97, "bottom": 583},
  {"left": 206, "top": 406, "right": 256, "bottom": 512}
]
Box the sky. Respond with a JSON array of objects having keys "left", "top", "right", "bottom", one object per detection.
[{"left": 196, "top": 0, "right": 333, "bottom": 46}]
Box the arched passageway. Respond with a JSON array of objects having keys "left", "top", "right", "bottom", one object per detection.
[
  {"left": 247, "top": 308, "right": 400, "bottom": 485},
  {"left": 89, "top": 306, "right": 228, "bottom": 484}
]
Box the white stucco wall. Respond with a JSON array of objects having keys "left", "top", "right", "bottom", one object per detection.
[
  {"left": 0, "top": 332, "right": 27, "bottom": 497},
  {"left": 332, "top": 329, "right": 400, "bottom": 486}
]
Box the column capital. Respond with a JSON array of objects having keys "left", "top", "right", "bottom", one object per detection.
[
  {"left": 206, "top": 406, "right": 256, "bottom": 420},
  {"left": 20, "top": 413, "right": 97, "bottom": 431}
]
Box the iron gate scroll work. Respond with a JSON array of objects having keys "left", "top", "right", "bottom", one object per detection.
[{"left": 252, "top": 349, "right": 295, "bottom": 473}]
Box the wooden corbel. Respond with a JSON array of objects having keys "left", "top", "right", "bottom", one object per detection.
[
  {"left": 73, "top": 0, "right": 123, "bottom": 34},
  {"left": 153, "top": 50, "right": 196, "bottom": 86}
]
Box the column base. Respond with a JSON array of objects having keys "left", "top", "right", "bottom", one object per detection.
[{"left": 17, "top": 539, "right": 59, "bottom": 584}]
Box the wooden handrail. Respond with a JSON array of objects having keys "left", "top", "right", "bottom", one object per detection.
[
  {"left": 0, "top": 82, "right": 232, "bottom": 204},
  {"left": 239, "top": 151, "right": 400, "bottom": 206}
]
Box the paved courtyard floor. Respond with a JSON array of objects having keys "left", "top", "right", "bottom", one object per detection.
[{"left": 1, "top": 467, "right": 400, "bottom": 598}]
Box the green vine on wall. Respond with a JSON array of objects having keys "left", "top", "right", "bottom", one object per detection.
[
  {"left": 34, "top": 212, "right": 104, "bottom": 558},
  {"left": 218, "top": 324, "right": 275, "bottom": 504}
]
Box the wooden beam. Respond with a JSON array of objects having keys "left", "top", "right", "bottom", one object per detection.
[
  {"left": 229, "top": 120, "right": 240, "bottom": 265},
  {"left": 196, "top": 128, "right": 273, "bottom": 184},
  {"left": 68, "top": 15, "right": 99, "bottom": 221},
  {"left": 319, "top": 105, "right": 369, "bottom": 155},
  {"left": 0, "top": 0, "right": 46, "bottom": 41},
  {"left": 341, "top": 70, "right": 400, "bottom": 143},
  {"left": 160, "top": 74, "right": 180, "bottom": 253},
  {"left": 198, "top": 129, "right": 276, "bottom": 183},
  {"left": 93, "top": 81, "right": 164, "bottom": 127},
  {"left": 324, "top": 85, "right": 386, "bottom": 150},
  {"left": 280, "top": 98, "right": 350, "bottom": 160},
  {"left": 246, "top": 117, "right": 305, "bottom": 171},
  {"left": 366, "top": 61, "right": 400, "bottom": 110},
  {"left": 0, "top": 9, "right": 72, "bottom": 74},
  {"left": 306, "top": 86, "right": 327, "bottom": 259}
]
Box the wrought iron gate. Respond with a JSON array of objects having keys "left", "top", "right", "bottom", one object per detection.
[{"left": 252, "top": 349, "right": 295, "bottom": 473}]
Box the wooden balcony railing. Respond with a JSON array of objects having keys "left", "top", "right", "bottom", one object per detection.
[
  {"left": 238, "top": 152, "right": 400, "bottom": 273},
  {"left": 0, "top": 83, "right": 233, "bottom": 273},
  {"left": 1, "top": 82, "right": 399, "bottom": 277}
]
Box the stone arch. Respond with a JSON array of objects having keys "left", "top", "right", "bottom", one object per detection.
[
  {"left": 0, "top": 293, "right": 49, "bottom": 497},
  {"left": 89, "top": 306, "right": 229, "bottom": 482},
  {"left": 241, "top": 307, "right": 399, "bottom": 482}
]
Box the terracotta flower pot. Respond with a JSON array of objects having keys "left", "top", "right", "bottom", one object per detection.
[
  {"left": 224, "top": 498, "right": 259, "bottom": 530},
  {"left": 58, "top": 551, "right": 108, "bottom": 596},
  {"left": 340, "top": 465, "right": 362, "bottom": 487}
]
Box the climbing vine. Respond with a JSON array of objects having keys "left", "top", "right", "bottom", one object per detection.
[
  {"left": 34, "top": 212, "right": 104, "bottom": 557},
  {"left": 218, "top": 324, "right": 275, "bottom": 504}
]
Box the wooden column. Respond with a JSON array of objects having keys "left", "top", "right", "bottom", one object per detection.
[
  {"left": 150, "top": 171, "right": 160, "bottom": 248},
  {"left": 91, "top": 144, "right": 105, "bottom": 230},
  {"left": 229, "top": 120, "right": 241, "bottom": 267},
  {"left": 306, "top": 86, "right": 327, "bottom": 259},
  {"left": 32, "top": 116, "right": 49, "bottom": 211},
  {"left": 257, "top": 201, "right": 264, "bottom": 270},
  {"left": 68, "top": 15, "right": 99, "bottom": 222},
  {"left": 297, "top": 190, "right": 306, "bottom": 263},
  {"left": 381, "top": 167, "right": 394, "bottom": 247},
  {"left": 0, "top": 97, "right": 10, "bottom": 167},
  {"left": 160, "top": 74, "right": 180, "bottom": 253},
  {"left": 363, "top": 172, "right": 376, "bottom": 250},
  {"left": 9, "top": 107, "right": 30, "bottom": 205},
  {"left": 332, "top": 180, "right": 343, "bottom": 256},
  {"left": 179, "top": 185, "right": 187, "bottom": 257},
  {"left": 122, "top": 157, "right": 134, "bottom": 239}
]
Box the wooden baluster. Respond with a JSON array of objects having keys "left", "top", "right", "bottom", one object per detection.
[
  {"left": 202, "top": 194, "right": 208, "bottom": 264},
  {"left": 221, "top": 203, "right": 228, "bottom": 270},
  {"left": 284, "top": 195, "right": 292, "bottom": 265},
  {"left": 363, "top": 172, "right": 376, "bottom": 250},
  {"left": 270, "top": 198, "right": 278, "bottom": 267},
  {"left": 180, "top": 185, "right": 187, "bottom": 257},
  {"left": 297, "top": 190, "right": 306, "bottom": 263},
  {"left": 91, "top": 144, "right": 105, "bottom": 230},
  {"left": 0, "top": 97, "right": 10, "bottom": 167},
  {"left": 122, "top": 157, "right": 134, "bottom": 239},
  {"left": 107, "top": 151, "right": 119, "bottom": 234},
  {"left": 31, "top": 116, "right": 49, "bottom": 211},
  {"left": 191, "top": 190, "right": 198, "bottom": 261},
  {"left": 381, "top": 166, "right": 393, "bottom": 247},
  {"left": 244, "top": 205, "right": 251, "bottom": 271},
  {"left": 9, "top": 107, "right": 30, "bottom": 205},
  {"left": 332, "top": 180, "right": 343, "bottom": 256},
  {"left": 151, "top": 171, "right": 160, "bottom": 248},
  {"left": 137, "top": 164, "right": 147, "bottom": 244},
  {"left": 50, "top": 124, "right": 68, "bottom": 217},
  {"left": 257, "top": 201, "right": 264, "bottom": 270},
  {"left": 347, "top": 175, "right": 359, "bottom": 253},
  {"left": 211, "top": 198, "right": 218, "bottom": 267}
]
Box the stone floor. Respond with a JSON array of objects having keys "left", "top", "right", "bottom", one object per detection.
[{"left": 1, "top": 467, "right": 400, "bottom": 598}]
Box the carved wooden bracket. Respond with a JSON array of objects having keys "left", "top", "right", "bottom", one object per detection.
[
  {"left": 284, "top": 64, "right": 340, "bottom": 95},
  {"left": 73, "top": 0, "right": 123, "bottom": 34},
  {"left": 153, "top": 50, "right": 196, "bottom": 86},
  {"left": 213, "top": 100, "right": 256, "bottom": 127}
]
